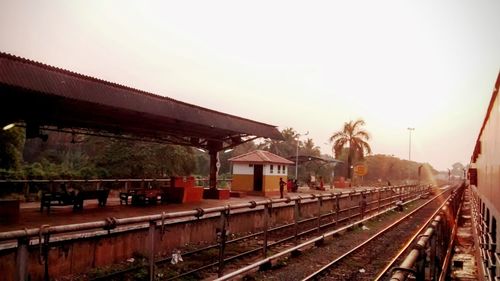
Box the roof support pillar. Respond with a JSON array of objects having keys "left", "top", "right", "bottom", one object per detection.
[
  {"left": 208, "top": 141, "right": 223, "bottom": 189},
  {"left": 209, "top": 149, "right": 218, "bottom": 189}
]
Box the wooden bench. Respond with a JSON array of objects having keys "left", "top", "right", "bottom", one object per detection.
[
  {"left": 40, "top": 190, "right": 110, "bottom": 213},
  {"left": 74, "top": 190, "right": 110, "bottom": 210}
]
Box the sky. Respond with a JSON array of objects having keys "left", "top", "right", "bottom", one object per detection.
[{"left": 1, "top": 0, "right": 499, "bottom": 171}]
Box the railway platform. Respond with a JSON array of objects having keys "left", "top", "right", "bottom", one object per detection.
[
  {"left": 0, "top": 185, "right": 358, "bottom": 232},
  {"left": 0, "top": 184, "right": 421, "bottom": 281}
]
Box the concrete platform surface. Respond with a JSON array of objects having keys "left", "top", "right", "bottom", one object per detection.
[{"left": 0, "top": 186, "right": 361, "bottom": 233}]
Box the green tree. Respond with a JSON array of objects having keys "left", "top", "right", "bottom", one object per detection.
[
  {"left": 259, "top": 128, "right": 329, "bottom": 183},
  {"left": 0, "top": 127, "right": 25, "bottom": 170},
  {"left": 329, "top": 119, "right": 372, "bottom": 180},
  {"left": 94, "top": 139, "right": 196, "bottom": 178},
  {"left": 360, "top": 154, "right": 438, "bottom": 185},
  {"left": 258, "top": 127, "right": 298, "bottom": 157},
  {"left": 451, "top": 162, "right": 465, "bottom": 178}
]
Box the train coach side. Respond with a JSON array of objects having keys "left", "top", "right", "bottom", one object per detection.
[{"left": 470, "top": 71, "right": 500, "bottom": 279}]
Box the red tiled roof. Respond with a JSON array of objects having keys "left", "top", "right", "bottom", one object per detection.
[{"left": 229, "top": 150, "right": 294, "bottom": 164}]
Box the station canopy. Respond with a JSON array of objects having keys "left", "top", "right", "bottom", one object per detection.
[{"left": 0, "top": 52, "right": 284, "bottom": 151}]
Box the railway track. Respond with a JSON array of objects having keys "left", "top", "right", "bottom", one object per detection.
[
  {"left": 212, "top": 185, "right": 453, "bottom": 281},
  {"left": 83, "top": 186, "right": 427, "bottom": 281},
  {"left": 301, "top": 186, "right": 453, "bottom": 281},
  {"left": 160, "top": 188, "right": 430, "bottom": 280}
]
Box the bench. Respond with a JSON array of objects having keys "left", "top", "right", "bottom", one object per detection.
[
  {"left": 40, "top": 190, "right": 110, "bottom": 213},
  {"left": 74, "top": 190, "right": 110, "bottom": 210},
  {"left": 120, "top": 189, "right": 163, "bottom": 206}
]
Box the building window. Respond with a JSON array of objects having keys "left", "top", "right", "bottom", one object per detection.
[
  {"left": 270, "top": 165, "right": 274, "bottom": 174},
  {"left": 249, "top": 164, "right": 253, "bottom": 167},
  {"left": 278, "top": 165, "right": 281, "bottom": 174}
]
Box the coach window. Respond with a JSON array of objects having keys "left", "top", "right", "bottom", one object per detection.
[
  {"left": 487, "top": 209, "right": 491, "bottom": 237},
  {"left": 492, "top": 217, "right": 497, "bottom": 250}
]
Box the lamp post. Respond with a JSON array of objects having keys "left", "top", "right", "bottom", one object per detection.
[
  {"left": 407, "top": 128, "right": 415, "bottom": 184},
  {"left": 407, "top": 127, "right": 415, "bottom": 161},
  {"left": 295, "top": 131, "right": 309, "bottom": 181}
]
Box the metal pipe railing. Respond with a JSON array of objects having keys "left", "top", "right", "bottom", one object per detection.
[
  {"left": 2, "top": 184, "right": 426, "bottom": 281},
  {"left": 389, "top": 183, "right": 465, "bottom": 281},
  {"left": 0, "top": 185, "right": 416, "bottom": 242}
]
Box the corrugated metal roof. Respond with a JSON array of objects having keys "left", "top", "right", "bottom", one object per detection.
[
  {"left": 229, "top": 150, "right": 294, "bottom": 164},
  {"left": 0, "top": 52, "right": 284, "bottom": 143}
]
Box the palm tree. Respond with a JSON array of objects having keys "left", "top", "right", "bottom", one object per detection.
[{"left": 329, "top": 119, "right": 372, "bottom": 180}]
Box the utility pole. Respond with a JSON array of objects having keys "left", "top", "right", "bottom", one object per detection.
[
  {"left": 407, "top": 127, "right": 415, "bottom": 183},
  {"left": 295, "top": 131, "right": 309, "bottom": 181},
  {"left": 407, "top": 127, "right": 415, "bottom": 161}
]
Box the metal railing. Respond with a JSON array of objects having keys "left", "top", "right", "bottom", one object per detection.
[
  {"left": 389, "top": 182, "right": 465, "bottom": 281},
  {"left": 1, "top": 184, "right": 425, "bottom": 281},
  {"left": 0, "top": 178, "right": 232, "bottom": 195}
]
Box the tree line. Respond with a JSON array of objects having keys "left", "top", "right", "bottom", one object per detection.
[{"left": 0, "top": 120, "right": 439, "bottom": 185}]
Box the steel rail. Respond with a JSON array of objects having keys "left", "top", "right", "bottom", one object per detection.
[
  {"left": 149, "top": 189, "right": 426, "bottom": 281},
  {"left": 388, "top": 184, "right": 465, "bottom": 281},
  {"left": 300, "top": 187, "right": 452, "bottom": 281},
  {"left": 373, "top": 188, "right": 454, "bottom": 280},
  {"left": 0, "top": 186, "right": 424, "bottom": 280},
  {"left": 2, "top": 184, "right": 426, "bottom": 281},
  {"left": 211, "top": 188, "right": 432, "bottom": 281},
  {"left": 90, "top": 189, "right": 414, "bottom": 281}
]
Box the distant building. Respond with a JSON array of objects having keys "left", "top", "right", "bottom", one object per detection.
[{"left": 229, "top": 150, "right": 294, "bottom": 197}]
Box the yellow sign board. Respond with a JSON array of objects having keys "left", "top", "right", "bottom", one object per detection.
[{"left": 353, "top": 164, "right": 368, "bottom": 176}]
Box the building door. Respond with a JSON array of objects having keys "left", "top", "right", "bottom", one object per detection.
[{"left": 253, "top": 165, "right": 263, "bottom": 191}]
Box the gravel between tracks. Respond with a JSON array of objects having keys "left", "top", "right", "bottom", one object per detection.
[{"left": 240, "top": 190, "right": 449, "bottom": 281}]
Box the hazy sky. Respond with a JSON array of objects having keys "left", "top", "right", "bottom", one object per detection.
[{"left": 1, "top": 1, "right": 499, "bottom": 171}]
